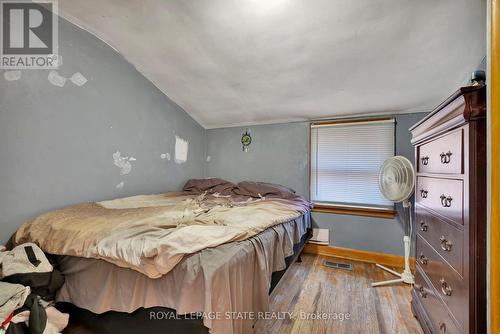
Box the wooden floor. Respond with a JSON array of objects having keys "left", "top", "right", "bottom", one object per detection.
[
  {"left": 65, "top": 253, "right": 423, "bottom": 334},
  {"left": 253, "top": 254, "right": 422, "bottom": 334}
]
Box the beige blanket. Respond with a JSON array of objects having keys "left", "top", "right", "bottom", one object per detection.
[
  {"left": 13, "top": 192, "right": 311, "bottom": 278},
  {"left": 56, "top": 216, "right": 310, "bottom": 334}
]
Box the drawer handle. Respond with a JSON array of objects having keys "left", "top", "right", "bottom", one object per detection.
[
  {"left": 420, "top": 189, "right": 428, "bottom": 198},
  {"left": 440, "top": 151, "right": 453, "bottom": 164},
  {"left": 415, "top": 284, "right": 427, "bottom": 298},
  {"left": 419, "top": 221, "right": 428, "bottom": 232},
  {"left": 440, "top": 236, "right": 453, "bottom": 251},
  {"left": 419, "top": 253, "right": 428, "bottom": 265},
  {"left": 440, "top": 278, "right": 453, "bottom": 296},
  {"left": 440, "top": 194, "right": 453, "bottom": 207},
  {"left": 421, "top": 156, "right": 429, "bottom": 165},
  {"left": 439, "top": 322, "right": 447, "bottom": 334}
]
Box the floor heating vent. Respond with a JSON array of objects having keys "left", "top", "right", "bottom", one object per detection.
[{"left": 323, "top": 260, "right": 353, "bottom": 271}]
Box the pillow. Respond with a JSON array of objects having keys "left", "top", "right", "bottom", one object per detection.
[
  {"left": 234, "top": 181, "right": 297, "bottom": 199},
  {"left": 183, "top": 178, "right": 236, "bottom": 195}
]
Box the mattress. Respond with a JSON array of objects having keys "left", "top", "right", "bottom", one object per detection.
[
  {"left": 14, "top": 192, "right": 311, "bottom": 278},
  {"left": 55, "top": 214, "right": 311, "bottom": 334}
]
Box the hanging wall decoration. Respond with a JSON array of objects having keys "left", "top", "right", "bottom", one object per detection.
[{"left": 241, "top": 129, "right": 252, "bottom": 152}]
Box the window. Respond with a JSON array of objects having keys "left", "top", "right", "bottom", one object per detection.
[{"left": 310, "top": 118, "right": 395, "bottom": 212}]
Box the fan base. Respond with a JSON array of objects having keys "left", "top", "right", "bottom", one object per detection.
[
  {"left": 372, "top": 235, "right": 414, "bottom": 287},
  {"left": 371, "top": 264, "right": 414, "bottom": 287}
]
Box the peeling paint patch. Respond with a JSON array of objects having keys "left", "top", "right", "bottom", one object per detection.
[
  {"left": 116, "top": 181, "right": 124, "bottom": 189},
  {"left": 128, "top": 157, "right": 137, "bottom": 161},
  {"left": 4, "top": 71, "right": 21, "bottom": 81},
  {"left": 206, "top": 156, "right": 211, "bottom": 162},
  {"left": 160, "top": 152, "right": 171, "bottom": 161},
  {"left": 48, "top": 71, "right": 66, "bottom": 87},
  {"left": 174, "top": 136, "right": 189, "bottom": 164},
  {"left": 70, "top": 72, "right": 88, "bottom": 86},
  {"left": 113, "top": 151, "right": 134, "bottom": 175}
]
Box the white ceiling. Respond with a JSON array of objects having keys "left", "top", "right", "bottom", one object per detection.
[{"left": 58, "top": 0, "right": 486, "bottom": 129}]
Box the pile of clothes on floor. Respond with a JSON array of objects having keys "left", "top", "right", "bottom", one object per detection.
[{"left": 0, "top": 243, "right": 69, "bottom": 334}]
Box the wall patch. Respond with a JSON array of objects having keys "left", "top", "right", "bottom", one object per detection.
[
  {"left": 4, "top": 71, "right": 21, "bottom": 81},
  {"left": 113, "top": 151, "right": 134, "bottom": 175},
  {"left": 70, "top": 72, "right": 88, "bottom": 86},
  {"left": 48, "top": 71, "right": 66, "bottom": 87},
  {"left": 174, "top": 136, "right": 189, "bottom": 164},
  {"left": 206, "top": 156, "right": 211, "bottom": 162},
  {"left": 116, "top": 181, "right": 124, "bottom": 189}
]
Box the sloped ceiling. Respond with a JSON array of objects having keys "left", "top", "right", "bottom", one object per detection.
[{"left": 58, "top": 0, "right": 485, "bottom": 128}]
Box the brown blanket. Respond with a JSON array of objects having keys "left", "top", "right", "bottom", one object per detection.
[{"left": 13, "top": 192, "right": 311, "bottom": 278}]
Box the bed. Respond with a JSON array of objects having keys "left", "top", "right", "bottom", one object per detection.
[{"left": 11, "top": 179, "right": 312, "bottom": 334}]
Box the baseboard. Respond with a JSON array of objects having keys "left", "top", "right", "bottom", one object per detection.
[{"left": 303, "top": 244, "right": 415, "bottom": 269}]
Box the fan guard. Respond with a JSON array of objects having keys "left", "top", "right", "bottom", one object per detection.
[{"left": 378, "top": 156, "right": 415, "bottom": 203}]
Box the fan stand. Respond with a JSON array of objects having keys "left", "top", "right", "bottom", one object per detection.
[{"left": 371, "top": 200, "right": 414, "bottom": 287}]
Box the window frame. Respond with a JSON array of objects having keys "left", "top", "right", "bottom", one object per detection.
[{"left": 309, "top": 117, "right": 397, "bottom": 218}]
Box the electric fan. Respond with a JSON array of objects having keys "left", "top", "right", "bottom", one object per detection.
[{"left": 371, "top": 156, "right": 415, "bottom": 287}]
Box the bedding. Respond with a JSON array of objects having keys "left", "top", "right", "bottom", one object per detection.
[
  {"left": 233, "top": 181, "right": 297, "bottom": 199},
  {"left": 55, "top": 215, "right": 310, "bottom": 334},
  {"left": 12, "top": 185, "right": 311, "bottom": 279},
  {"left": 12, "top": 180, "right": 312, "bottom": 334},
  {"left": 182, "top": 178, "right": 236, "bottom": 195}
]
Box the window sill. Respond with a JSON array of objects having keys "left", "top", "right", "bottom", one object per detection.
[{"left": 311, "top": 204, "right": 397, "bottom": 219}]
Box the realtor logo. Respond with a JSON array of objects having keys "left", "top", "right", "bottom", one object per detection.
[{"left": 1, "top": 0, "right": 59, "bottom": 69}]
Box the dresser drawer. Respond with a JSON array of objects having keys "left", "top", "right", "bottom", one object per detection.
[
  {"left": 416, "top": 235, "right": 467, "bottom": 328},
  {"left": 417, "top": 129, "right": 463, "bottom": 174},
  {"left": 414, "top": 266, "right": 462, "bottom": 334},
  {"left": 416, "top": 206, "right": 464, "bottom": 275},
  {"left": 416, "top": 177, "right": 463, "bottom": 225}
]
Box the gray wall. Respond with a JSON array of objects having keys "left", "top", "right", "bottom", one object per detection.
[
  {"left": 206, "top": 113, "right": 427, "bottom": 255},
  {"left": 0, "top": 17, "right": 205, "bottom": 243},
  {"left": 206, "top": 122, "right": 310, "bottom": 197}
]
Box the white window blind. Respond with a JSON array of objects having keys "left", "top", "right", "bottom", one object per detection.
[{"left": 310, "top": 119, "right": 395, "bottom": 208}]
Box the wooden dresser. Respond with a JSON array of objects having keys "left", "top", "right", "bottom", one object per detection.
[{"left": 409, "top": 84, "right": 486, "bottom": 334}]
